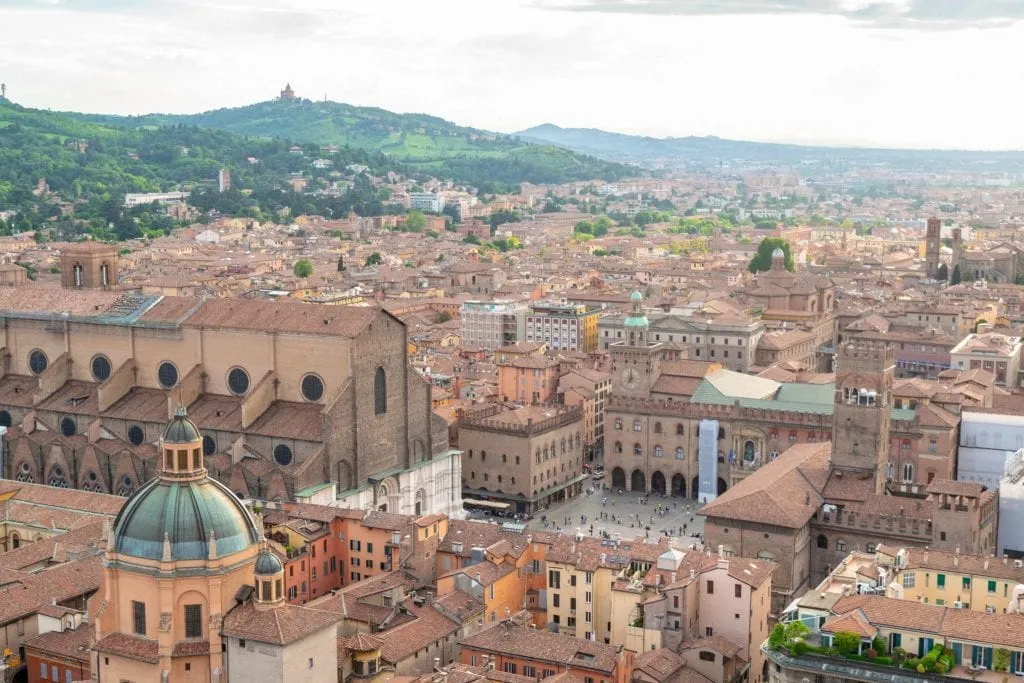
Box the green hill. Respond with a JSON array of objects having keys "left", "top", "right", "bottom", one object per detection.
[
  {"left": 71, "top": 98, "right": 637, "bottom": 187},
  {"left": 0, "top": 100, "right": 398, "bottom": 237}
]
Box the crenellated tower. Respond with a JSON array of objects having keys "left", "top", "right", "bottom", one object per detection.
[{"left": 831, "top": 340, "right": 894, "bottom": 493}]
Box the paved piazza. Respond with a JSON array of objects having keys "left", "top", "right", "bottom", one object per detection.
[{"left": 469, "top": 481, "right": 707, "bottom": 549}]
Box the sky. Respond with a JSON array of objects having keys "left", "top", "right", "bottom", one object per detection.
[{"left": 2, "top": 0, "right": 1024, "bottom": 150}]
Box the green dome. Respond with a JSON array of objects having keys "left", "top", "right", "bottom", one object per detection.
[
  {"left": 112, "top": 477, "right": 258, "bottom": 562},
  {"left": 624, "top": 315, "right": 649, "bottom": 328},
  {"left": 255, "top": 550, "right": 283, "bottom": 575},
  {"left": 630, "top": 291, "right": 643, "bottom": 302},
  {"left": 163, "top": 405, "right": 201, "bottom": 444}
]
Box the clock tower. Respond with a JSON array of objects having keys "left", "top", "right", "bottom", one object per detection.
[{"left": 610, "top": 291, "right": 662, "bottom": 398}]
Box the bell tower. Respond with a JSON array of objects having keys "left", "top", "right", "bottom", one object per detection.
[
  {"left": 831, "top": 341, "right": 894, "bottom": 494},
  {"left": 610, "top": 291, "right": 661, "bottom": 398},
  {"left": 60, "top": 242, "right": 119, "bottom": 290}
]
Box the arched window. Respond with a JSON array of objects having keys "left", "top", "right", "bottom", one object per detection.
[
  {"left": 73, "top": 263, "right": 83, "bottom": 288},
  {"left": 374, "top": 367, "right": 387, "bottom": 415},
  {"left": 654, "top": 446, "right": 663, "bottom": 458},
  {"left": 676, "top": 423, "right": 684, "bottom": 436},
  {"left": 100, "top": 263, "right": 110, "bottom": 287},
  {"left": 887, "top": 461, "right": 894, "bottom": 479},
  {"left": 614, "top": 418, "right": 623, "bottom": 431},
  {"left": 817, "top": 534, "right": 828, "bottom": 549},
  {"left": 654, "top": 422, "right": 662, "bottom": 434},
  {"left": 614, "top": 442, "right": 622, "bottom": 454},
  {"left": 633, "top": 443, "right": 642, "bottom": 456},
  {"left": 633, "top": 420, "right": 642, "bottom": 432},
  {"left": 676, "top": 448, "right": 685, "bottom": 460},
  {"left": 902, "top": 462, "right": 914, "bottom": 482}
]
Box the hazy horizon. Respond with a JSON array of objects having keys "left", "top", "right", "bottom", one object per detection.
[{"left": 4, "top": 0, "right": 1024, "bottom": 151}]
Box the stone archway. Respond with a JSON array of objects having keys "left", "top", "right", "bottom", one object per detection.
[
  {"left": 717, "top": 477, "right": 728, "bottom": 495},
  {"left": 612, "top": 467, "right": 626, "bottom": 490},
  {"left": 651, "top": 471, "right": 666, "bottom": 495},
  {"left": 631, "top": 469, "right": 646, "bottom": 493},
  {"left": 672, "top": 473, "right": 686, "bottom": 497}
]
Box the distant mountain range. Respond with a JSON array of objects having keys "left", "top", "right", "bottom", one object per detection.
[
  {"left": 64, "top": 99, "right": 636, "bottom": 188},
  {"left": 514, "top": 123, "right": 1024, "bottom": 173}
]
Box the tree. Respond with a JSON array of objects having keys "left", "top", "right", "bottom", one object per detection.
[
  {"left": 435, "top": 311, "right": 452, "bottom": 324},
  {"left": 936, "top": 263, "right": 948, "bottom": 281},
  {"left": 950, "top": 264, "right": 962, "bottom": 285},
  {"left": 463, "top": 234, "right": 481, "bottom": 245},
  {"left": 364, "top": 252, "right": 383, "bottom": 267},
  {"left": 748, "top": 238, "right": 794, "bottom": 274},
  {"left": 293, "top": 258, "right": 313, "bottom": 278},
  {"left": 337, "top": 255, "right": 346, "bottom": 272},
  {"left": 833, "top": 631, "right": 861, "bottom": 655},
  {"left": 403, "top": 210, "right": 427, "bottom": 233}
]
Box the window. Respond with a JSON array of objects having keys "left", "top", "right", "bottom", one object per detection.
[
  {"left": 633, "top": 420, "right": 641, "bottom": 432},
  {"left": 374, "top": 367, "right": 387, "bottom": 415},
  {"left": 706, "top": 580, "right": 714, "bottom": 595},
  {"left": 128, "top": 424, "right": 145, "bottom": 446},
  {"left": 274, "top": 444, "right": 293, "bottom": 466},
  {"left": 735, "top": 584, "right": 742, "bottom": 598},
  {"left": 157, "top": 361, "right": 179, "bottom": 389},
  {"left": 676, "top": 423, "right": 684, "bottom": 435},
  {"left": 524, "top": 666, "right": 537, "bottom": 678},
  {"left": 817, "top": 534, "right": 828, "bottom": 549},
  {"left": 132, "top": 600, "right": 146, "bottom": 635},
  {"left": 301, "top": 374, "right": 325, "bottom": 401},
  {"left": 654, "top": 446, "right": 663, "bottom": 458},
  {"left": 184, "top": 604, "right": 202, "bottom": 638},
  {"left": 836, "top": 539, "right": 847, "bottom": 552},
  {"left": 699, "top": 651, "right": 716, "bottom": 662},
  {"left": 367, "top": 542, "right": 373, "bottom": 553},
  {"left": 549, "top": 570, "right": 560, "bottom": 588},
  {"left": 503, "top": 663, "right": 517, "bottom": 674},
  {"left": 203, "top": 434, "right": 217, "bottom": 456},
  {"left": 29, "top": 349, "right": 48, "bottom": 375},
  {"left": 227, "top": 367, "right": 251, "bottom": 395},
  {"left": 988, "top": 580, "right": 997, "bottom": 593},
  {"left": 41, "top": 662, "right": 47, "bottom": 679},
  {"left": 553, "top": 594, "right": 560, "bottom": 608},
  {"left": 91, "top": 354, "right": 112, "bottom": 382},
  {"left": 937, "top": 573, "right": 946, "bottom": 588},
  {"left": 60, "top": 417, "right": 76, "bottom": 437},
  {"left": 902, "top": 462, "right": 914, "bottom": 482},
  {"left": 963, "top": 577, "right": 971, "bottom": 590}
]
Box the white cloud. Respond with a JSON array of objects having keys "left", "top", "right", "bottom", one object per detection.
[{"left": 1, "top": 0, "right": 1023, "bottom": 149}]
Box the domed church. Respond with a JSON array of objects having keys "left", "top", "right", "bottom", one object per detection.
[{"left": 92, "top": 406, "right": 263, "bottom": 682}]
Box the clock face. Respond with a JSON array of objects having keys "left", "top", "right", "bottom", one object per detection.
[{"left": 621, "top": 367, "right": 641, "bottom": 389}]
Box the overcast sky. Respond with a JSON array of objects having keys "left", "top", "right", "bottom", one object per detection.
[{"left": 2, "top": 0, "right": 1023, "bottom": 149}]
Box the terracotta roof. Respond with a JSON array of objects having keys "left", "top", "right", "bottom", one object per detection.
[
  {"left": 23, "top": 624, "right": 94, "bottom": 662},
  {"left": 93, "top": 632, "right": 160, "bottom": 664},
  {"left": 679, "top": 635, "right": 744, "bottom": 659},
  {"left": 926, "top": 479, "right": 985, "bottom": 497},
  {"left": 459, "top": 620, "right": 622, "bottom": 674},
  {"left": 378, "top": 599, "right": 460, "bottom": 663},
  {"left": 700, "top": 443, "right": 829, "bottom": 528},
  {"left": 172, "top": 639, "right": 210, "bottom": 656},
  {"left": 822, "top": 609, "right": 877, "bottom": 639},
  {"left": 183, "top": 298, "right": 381, "bottom": 337},
  {"left": 222, "top": 601, "right": 341, "bottom": 646},
  {"left": 343, "top": 632, "right": 385, "bottom": 652}
]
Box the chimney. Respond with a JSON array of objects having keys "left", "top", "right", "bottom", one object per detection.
[
  {"left": 923, "top": 550, "right": 928, "bottom": 564},
  {"left": 671, "top": 572, "right": 677, "bottom": 584},
  {"left": 954, "top": 548, "right": 960, "bottom": 567},
  {"left": 984, "top": 559, "right": 990, "bottom": 571},
  {"left": 1005, "top": 555, "right": 1009, "bottom": 565},
  {"left": 718, "top": 544, "right": 725, "bottom": 558},
  {"left": 476, "top": 572, "right": 482, "bottom": 584}
]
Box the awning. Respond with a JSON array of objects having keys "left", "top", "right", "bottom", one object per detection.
[{"left": 464, "top": 499, "right": 511, "bottom": 510}]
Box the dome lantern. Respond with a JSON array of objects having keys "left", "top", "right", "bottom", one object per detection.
[
  {"left": 160, "top": 405, "right": 205, "bottom": 479},
  {"left": 253, "top": 543, "right": 286, "bottom": 609}
]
